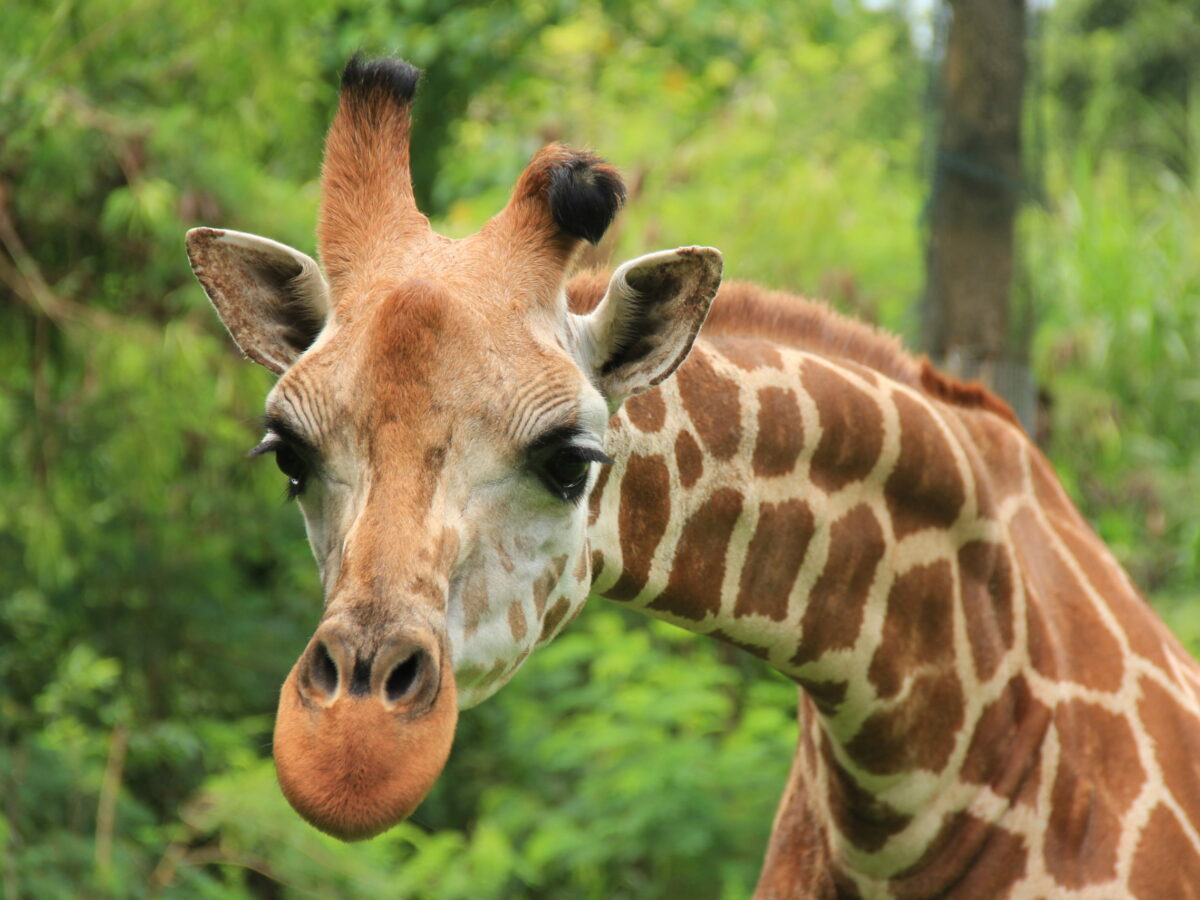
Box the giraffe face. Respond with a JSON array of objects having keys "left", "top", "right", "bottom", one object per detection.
[
  {"left": 187, "top": 225, "right": 721, "bottom": 839},
  {"left": 264, "top": 272, "right": 614, "bottom": 713}
]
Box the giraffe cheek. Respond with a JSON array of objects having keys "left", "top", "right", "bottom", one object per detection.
[{"left": 272, "top": 651, "right": 458, "bottom": 841}]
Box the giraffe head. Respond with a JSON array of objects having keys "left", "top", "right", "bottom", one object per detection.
[{"left": 186, "top": 57, "right": 722, "bottom": 840}]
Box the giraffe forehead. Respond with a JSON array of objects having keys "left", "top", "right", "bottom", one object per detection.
[
  {"left": 500, "top": 349, "right": 600, "bottom": 444},
  {"left": 273, "top": 282, "right": 593, "bottom": 456},
  {"left": 357, "top": 280, "right": 598, "bottom": 443},
  {"left": 358, "top": 279, "right": 482, "bottom": 374}
]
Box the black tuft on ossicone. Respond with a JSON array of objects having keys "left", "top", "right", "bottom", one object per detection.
[
  {"left": 548, "top": 156, "right": 627, "bottom": 245},
  {"left": 340, "top": 54, "right": 422, "bottom": 103}
]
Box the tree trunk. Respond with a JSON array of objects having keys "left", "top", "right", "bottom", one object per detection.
[{"left": 923, "top": 0, "right": 1034, "bottom": 433}]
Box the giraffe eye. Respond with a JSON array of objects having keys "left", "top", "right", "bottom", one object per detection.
[
  {"left": 526, "top": 427, "right": 614, "bottom": 503},
  {"left": 273, "top": 442, "right": 309, "bottom": 499},
  {"left": 540, "top": 447, "right": 591, "bottom": 501},
  {"left": 250, "top": 433, "right": 310, "bottom": 500}
]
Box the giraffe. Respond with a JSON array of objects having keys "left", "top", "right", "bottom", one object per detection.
[{"left": 186, "top": 56, "right": 1200, "bottom": 897}]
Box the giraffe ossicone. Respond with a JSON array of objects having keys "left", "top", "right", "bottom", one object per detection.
[{"left": 190, "top": 55, "right": 1200, "bottom": 896}]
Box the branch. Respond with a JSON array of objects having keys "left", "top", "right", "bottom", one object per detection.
[
  {"left": 0, "top": 181, "right": 118, "bottom": 329},
  {"left": 150, "top": 841, "right": 292, "bottom": 893},
  {"left": 93, "top": 722, "right": 128, "bottom": 882}
]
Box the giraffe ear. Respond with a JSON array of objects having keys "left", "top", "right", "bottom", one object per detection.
[
  {"left": 186, "top": 227, "right": 331, "bottom": 375},
  {"left": 579, "top": 247, "right": 722, "bottom": 404}
]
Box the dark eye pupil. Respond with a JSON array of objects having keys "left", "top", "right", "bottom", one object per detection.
[
  {"left": 273, "top": 443, "right": 308, "bottom": 497},
  {"left": 535, "top": 445, "right": 591, "bottom": 501},
  {"left": 274, "top": 444, "right": 305, "bottom": 481},
  {"left": 547, "top": 450, "right": 588, "bottom": 487}
]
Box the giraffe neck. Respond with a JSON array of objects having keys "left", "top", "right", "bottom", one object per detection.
[
  {"left": 588, "top": 330, "right": 1200, "bottom": 895},
  {"left": 587, "top": 333, "right": 1035, "bottom": 883}
]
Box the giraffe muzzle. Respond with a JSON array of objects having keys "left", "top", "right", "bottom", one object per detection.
[{"left": 272, "top": 618, "right": 458, "bottom": 840}]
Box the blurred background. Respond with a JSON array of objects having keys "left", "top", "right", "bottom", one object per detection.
[{"left": 2, "top": 0, "right": 1198, "bottom": 897}]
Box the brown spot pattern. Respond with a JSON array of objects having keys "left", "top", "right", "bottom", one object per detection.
[
  {"left": 823, "top": 734, "right": 911, "bottom": 852},
  {"left": 530, "top": 555, "right": 567, "bottom": 618},
  {"left": 674, "top": 430, "right": 704, "bottom": 488},
  {"left": 963, "top": 415, "right": 1027, "bottom": 507},
  {"left": 546, "top": 555, "right": 568, "bottom": 609},
  {"left": 1044, "top": 700, "right": 1143, "bottom": 887},
  {"left": 958, "top": 827, "right": 1029, "bottom": 898},
  {"left": 540, "top": 596, "right": 572, "bottom": 643},
  {"left": 1056, "top": 518, "right": 1172, "bottom": 673},
  {"left": 1130, "top": 806, "right": 1200, "bottom": 899},
  {"left": 676, "top": 347, "right": 742, "bottom": 460},
  {"left": 603, "top": 454, "right": 671, "bottom": 602},
  {"left": 960, "top": 675, "right": 1051, "bottom": 797},
  {"left": 405, "top": 575, "right": 443, "bottom": 604},
  {"left": 1029, "top": 450, "right": 1086, "bottom": 522},
  {"left": 1013, "top": 737, "right": 1043, "bottom": 809},
  {"left": 494, "top": 540, "right": 516, "bottom": 574},
  {"left": 957, "top": 541, "right": 1015, "bottom": 682},
  {"left": 507, "top": 601, "right": 527, "bottom": 642},
  {"left": 868, "top": 560, "right": 955, "bottom": 699},
  {"left": 803, "top": 361, "right": 884, "bottom": 494},
  {"left": 625, "top": 389, "right": 667, "bottom": 433},
  {"left": 1011, "top": 507, "right": 1124, "bottom": 692},
  {"left": 1024, "top": 601, "right": 1057, "bottom": 679},
  {"left": 845, "top": 671, "right": 965, "bottom": 775},
  {"left": 1139, "top": 675, "right": 1200, "bottom": 837},
  {"left": 531, "top": 571, "right": 555, "bottom": 618},
  {"left": 753, "top": 387, "right": 805, "bottom": 478},
  {"left": 734, "top": 500, "right": 815, "bottom": 621},
  {"left": 790, "top": 504, "right": 885, "bottom": 668},
  {"left": 797, "top": 677, "right": 848, "bottom": 716},
  {"left": 884, "top": 390, "right": 966, "bottom": 541},
  {"left": 459, "top": 659, "right": 507, "bottom": 694},
  {"left": 587, "top": 458, "right": 612, "bottom": 527},
  {"left": 892, "top": 812, "right": 1028, "bottom": 899},
  {"left": 649, "top": 488, "right": 744, "bottom": 621},
  {"left": 460, "top": 568, "right": 489, "bottom": 639}
]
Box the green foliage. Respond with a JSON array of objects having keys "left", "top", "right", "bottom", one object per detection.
[
  {"left": 1024, "top": 0, "right": 1200, "bottom": 627},
  {"left": 1047, "top": 0, "right": 1200, "bottom": 176},
  {"left": 1, "top": 0, "right": 1197, "bottom": 897},
  {"left": 436, "top": 0, "right": 925, "bottom": 328},
  {"left": 1024, "top": 154, "right": 1200, "bottom": 627}
]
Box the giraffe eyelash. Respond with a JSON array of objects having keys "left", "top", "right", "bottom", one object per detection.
[
  {"left": 249, "top": 422, "right": 313, "bottom": 500},
  {"left": 527, "top": 424, "right": 613, "bottom": 465},
  {"left": 525, "top": 425, "right": 612, "bottom": 503}
]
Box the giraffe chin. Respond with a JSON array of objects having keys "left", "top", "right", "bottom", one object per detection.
[{"left": 271, "top": 654, "right": 458, "bottom": 841}]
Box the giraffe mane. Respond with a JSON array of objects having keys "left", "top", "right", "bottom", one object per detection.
[{"left": 567, "top": 272, "right": 1020, "bottom": 426}]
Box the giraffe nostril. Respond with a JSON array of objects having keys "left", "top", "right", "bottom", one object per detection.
[
  {"left": 385, "top": 651, "right": 424, "bottom": 704},
  {"left": 310, "top": 641, "right": 339, "bottom": 696}
]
